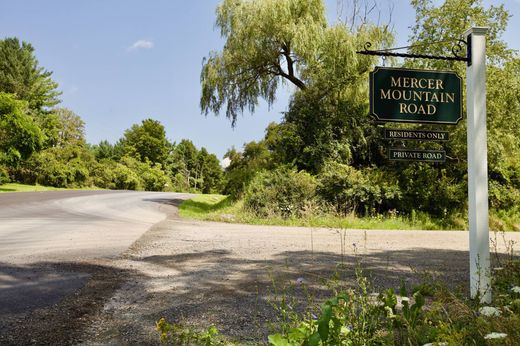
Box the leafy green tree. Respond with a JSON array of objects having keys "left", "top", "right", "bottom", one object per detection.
[
  {"left": 195, "top": 148, "right": 223, "bottom": 193},
  {"left": 0, "top": 92, "right": 43, "bottom": 166},
  {"left": 20, "top": 144, "right": 95, "bottom": 187},
  {"left": 168, "top": 139, "right": 199, "bottom": 191},
  {"left": 35, "top": 108, "right": 86, "bottom": 149},
  {"left": 0, "top": 38, "right": 60, "bottom": 110},
  {"left": 403, "top": 0, "right": 520, "bottom": 216},
  {"left": 120, "top": 119, "right": 170, "bottom": 165},
  {"left": 200, "top": 0, "right": 392, "bottom": 125},
  {"left": 120, "top": 156, "right": 172, "bottom": 191},
  {"left": 90, "top": 140, "right": 118, "bottom": 161},
  {"left": 222, "top": 140, "right": 272, "bottom": 197}
]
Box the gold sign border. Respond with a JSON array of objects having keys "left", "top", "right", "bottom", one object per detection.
[{"left": 370, "top": 66, "right": 463, "bottom": 125}]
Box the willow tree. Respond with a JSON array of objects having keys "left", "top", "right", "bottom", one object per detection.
[{"left": 200, "top": 0, "right": 392, "bottom": 125}]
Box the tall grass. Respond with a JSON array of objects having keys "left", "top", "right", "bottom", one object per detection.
[{"left": 178, "top": 194, "right": 456, "bottom": 230}]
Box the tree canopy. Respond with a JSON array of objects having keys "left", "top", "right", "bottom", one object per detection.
[
  {"left": 0, "top": 38, "right": 61, "bottom": 110},
  {"left": 120, "top": 118, "right": 170, "bottom": 166},
  {"left": 0, "top": 92, "right": 43, "bottom": 165},
  {"left": 200, "top": 0, "right": 392, "bottom": 125}
]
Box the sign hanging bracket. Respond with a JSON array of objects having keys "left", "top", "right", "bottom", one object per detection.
[{"left": 357, "top": 39, "right": 471, "bottom": 65}]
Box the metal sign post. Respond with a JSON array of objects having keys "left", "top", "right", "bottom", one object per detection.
[{"left": 465, "top": 27, "right": 491, "bottom": 303}]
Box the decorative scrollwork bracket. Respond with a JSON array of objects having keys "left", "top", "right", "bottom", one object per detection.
[{"left": 357, "top": 39, "right": 471, "bottom": 65}]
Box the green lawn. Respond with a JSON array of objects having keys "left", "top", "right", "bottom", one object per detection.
[
  {"left": 178, "top": 194, "right": 452, "bottom": 230},
  {"left": 0, "top": 183, "right": 101, "bottom": 193}
]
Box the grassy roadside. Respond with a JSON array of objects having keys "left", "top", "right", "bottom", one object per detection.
[
  {"left": 0, "top": 183, "right": 102, "bottom": 193},
  {"left": 178, "top": 194, "right": 457, "bottom": 230}
]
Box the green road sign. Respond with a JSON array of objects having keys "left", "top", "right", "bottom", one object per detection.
[
  {"left": 370, "top": 67, "right": 462, "bottom": 125},
  {"left": 389, "top": 148, "right": 446, "bottom": 163},
  {"left": 384, "top": 129, "right": 449, "bottom": 141}
]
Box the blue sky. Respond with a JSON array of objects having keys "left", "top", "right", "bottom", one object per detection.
[{"left": 1, "top": 0, "right": 519, "bottom": 160}]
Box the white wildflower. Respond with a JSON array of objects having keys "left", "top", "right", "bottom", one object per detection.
[
  {"left": 511, "top": 286, "right": 520, "bottom": 294},
  {"left": 401, "top": 297, "right": 410, "bottom": 302},
  {"left": 479, "top": 306, "right": 501, "bottom": 317},
  {"left": 484, "top": 332, "right": 507, "bottom": 339},
  {"left": 422, "top": 343, "right": 448, "bottom": 346}
]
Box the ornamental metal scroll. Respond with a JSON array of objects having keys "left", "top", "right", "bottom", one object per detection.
[{"left": 357, "top": 39, "right": 471, "bottom": 65}]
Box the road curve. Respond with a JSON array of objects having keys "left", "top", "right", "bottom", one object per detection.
[
  {"left": 0, "top": 190, "right": 189, "bottom": 337},
  {"left": 0, "top": 190, "right": 189, "bottom": 263}
]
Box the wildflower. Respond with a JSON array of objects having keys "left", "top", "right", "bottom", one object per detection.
[
  {"left": 401, "top": 297, "right": 410, "bottom": 303},
  {"left": 422, "top": 343, "right": 447, "bottom": 346},
  {"left": 511, "top": 286, "right": 520, "bottom": 294},
  {"left": 484, "top": 332, "right": 507, "bottom": 339},
  {"left": 295, "top": 277, "right": 305, "bottom": 285},
  {"left": 340, "top": 326, "right": 351, "bottom": 335},
  {"left": 479, "top": 306, "right": 501, "bottom": 317}
]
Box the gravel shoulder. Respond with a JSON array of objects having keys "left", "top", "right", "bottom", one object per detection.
[{"left": 2, "top": 197, "right": 520, "bottom": 345}]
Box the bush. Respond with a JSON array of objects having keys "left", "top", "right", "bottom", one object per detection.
[
  {"left": 243, "top": 167, "right": 317, "bottom": 218},
  {"left": 317, "top": 162, "right": 401, "bottom": 216},
  {"left": 112, "top": 163, "right": 141, "bottom": 190},
  {"left": 120, "top": 156, "right": 171, "bottom": 191},
  {"left": 91, "top": 160, "right": 140, "bottom": 190},
  {"left": 0, "top": 165, "right": 10, "bottom": 184}
]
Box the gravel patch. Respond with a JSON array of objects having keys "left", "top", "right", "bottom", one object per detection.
[{"left": 3, "top": 199, "right": 519, "bottom": 345}]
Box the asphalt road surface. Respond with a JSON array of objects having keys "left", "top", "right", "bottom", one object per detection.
[{"left": 0, "top": 190, "right": 190, "bottom": 338}]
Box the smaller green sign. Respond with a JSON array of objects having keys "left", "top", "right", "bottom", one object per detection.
[
  {"left": 389, "top": 148, "right": 446, "bottom": 163},
  {"left": 370, "top": 67, "right": 462, "bottom": 125},
  {"left": 384, "top": 129, "right": 449, "bottom": 141}
]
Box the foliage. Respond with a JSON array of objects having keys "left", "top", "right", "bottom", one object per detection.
[
  {"left": 317, "top": 162, "right": 401, "bottom": 216},
  {"left": 156, "top": 318, "right": 233, "bottom": 345},
  {"left": 0, "top": 37, "right": 61, "bottom": 110},
  {"left": 159, "top": 256, "right": 520, "bottom": 345},
  {"left": 178, "top": 194, "right": 446, "bottom": 230},
  {"left": 403, "top": 0, "right": 520, "bottom": 218},
  {"left": 120, "top": 156, "right": 171, "bottom": 191},
  {"left": 19, "top": 145, "right": 94, "bottom": 187},
  {"left": 243, "top": 167, "right": 317, "bottom": 218},
  {"left": 0, "top": 93, "right": 43, "bottom": 166},
  {"left": 0, "top": 164, "right": 9, "bottom": 185},
  {"left": 91, "top": 140, "right": 118, "bottom": 161},
  {"left": 168, "top": 139, "right": 224, "bottom": 193},
  {"left": 91, "top": 160, "right": 141, "bottom": 190},
  {"left": 200, "top": 0, "right": 392, "bottom": 125},
  {"left": 222, "top": 141, "right": 272, "bottom": 198},
  {"left": 120, "top": 118, "right": 170, "bottom": 166}
]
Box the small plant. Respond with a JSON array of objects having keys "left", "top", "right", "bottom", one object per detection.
[{"left": 156, "top": 318, "right": 231, "bottom": 345}]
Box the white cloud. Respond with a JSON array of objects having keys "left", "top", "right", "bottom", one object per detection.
[{"left": 127, "top": 40, "right": 154, "bottom": 51}]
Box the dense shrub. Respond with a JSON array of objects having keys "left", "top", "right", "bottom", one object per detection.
[
  {"left": 17, "top": 146, "right": 94, "bottom": 187},
  {"left": 396, "top": 163, "right": 466, "bottom": 218},
  {"left": 91, "top": 160, "right": 140, "bottom": 190},
  {"left": 111, "top": 163, "right": 141, "bottom": 190},
  {"left": 0, "top": 165, "right": 9, "bottom": 184},
  {"left": 317, "top": 162, "right": 401, "bottom": 216},
  {"left": 120, "top": 156, "right": 171, "bottom": 191},
  {"left": 243, "top": 167, "right": 317, "bottom": 218}
]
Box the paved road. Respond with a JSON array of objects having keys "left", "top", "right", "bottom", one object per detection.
[{"left": 0, "top": 190, "right": 190, "bottom": 336}]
